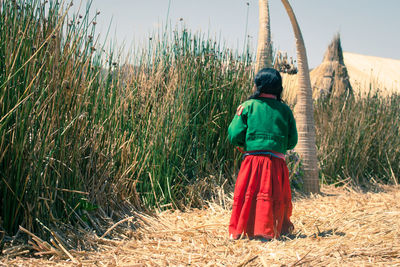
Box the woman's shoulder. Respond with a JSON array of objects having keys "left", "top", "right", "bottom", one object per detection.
[
  {"left": 279, "top": 102, "right": 295, "bottom": 118},
  {"left": 277, "top": 101, "right": 293, "bottom": 111},
  {"left": 267, "top": 100, "right": 295, "bottom": 117},
  {"left": 239, "top": 99, "right": 292, "bottom": 112},
  {"left": 237, "top": 99, "right": 256, "bottom": 109}
]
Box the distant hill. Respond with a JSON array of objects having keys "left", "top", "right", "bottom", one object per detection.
[{"left": 343, "top": 52, "right": 400, "bottom": 96}]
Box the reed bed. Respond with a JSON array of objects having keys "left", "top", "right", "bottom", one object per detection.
[
  {"left": 0, "top": 0, "right": 253, "bottom": 237},
  {"left": 1, "top": 0, "right": 400, "bottom": 256},
  {"left": 315, "top": 94, "right": 400, "bottom": 186},
  {"left": 282, "top": 71, "right": 400, "bottom": 187},
  {"left": 2, "top": 185, "right": 399, "bottom": 266}
]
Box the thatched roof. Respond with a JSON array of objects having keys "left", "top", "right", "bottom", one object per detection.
[{"left": 310, "top": 34, "right": 353, "bottom": 99}]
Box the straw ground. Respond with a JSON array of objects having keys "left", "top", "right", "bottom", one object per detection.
[{"left": 2, "top": 185, "right": 400, "bottom": 266}]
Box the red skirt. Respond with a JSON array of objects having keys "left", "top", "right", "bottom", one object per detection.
[{"left": 229, "top": 154, "right": 294, "bottom": 239}]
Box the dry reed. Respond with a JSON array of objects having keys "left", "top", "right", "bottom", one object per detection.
[{"left": 2, "top": 185, "right": 399, "bottom": 266}]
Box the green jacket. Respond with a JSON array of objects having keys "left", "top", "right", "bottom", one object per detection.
[{"left": 228, "top": 98, "right": 298, "bottom": 154}]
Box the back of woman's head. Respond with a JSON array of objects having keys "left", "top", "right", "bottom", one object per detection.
[{"left": 249, "top": 68, "right": 283, "bottom": 101}]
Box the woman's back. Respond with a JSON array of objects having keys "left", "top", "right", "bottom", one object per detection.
[{"left": 228, "top": 97, "right": 297, "bottom": 154}]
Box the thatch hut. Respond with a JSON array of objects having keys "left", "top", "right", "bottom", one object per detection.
[{"left": 310, "top": 34, "right": 353, "bottom": 99}]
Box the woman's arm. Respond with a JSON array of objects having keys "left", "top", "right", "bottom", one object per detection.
[
  {"left": 228, "top": 104, "right": 248, "bottom": 148},
  {"left": 287, "top": 109, "right": 298, "bottom": 150}
]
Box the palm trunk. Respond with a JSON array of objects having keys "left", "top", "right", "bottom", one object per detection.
[
  {"left": 280, "top": 0, "right": 319, "bottom": 193},
  {"left": 255, "top": 0, "right": 273, "bottom": 72}
]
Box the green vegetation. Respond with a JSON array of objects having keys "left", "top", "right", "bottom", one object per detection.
[
  {"left": 315, "top": 94, "right": 400, "bottom": 186},
  {"left": 0, "top": 0, "right": 252, "bottom": 235},
  {"left": 1, "top": 0, "right": 399, "bottom": 238},
  {"left": 0, "top": 0, "right": 108, "bottom": 234}
]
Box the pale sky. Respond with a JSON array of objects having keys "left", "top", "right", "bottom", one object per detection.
[{"left": 73, "top": 0, "right": 400, "bottom": 68}]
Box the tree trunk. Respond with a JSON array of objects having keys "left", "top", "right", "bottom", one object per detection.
[
  {"left": 280, "top": 0, "right": 320, "bottom": 193},
  {"left": 255, "top": 0, "right": 273, "bottom": 72}
]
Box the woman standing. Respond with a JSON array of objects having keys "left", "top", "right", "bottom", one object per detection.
[{"left": 228, "top": 68, "right": 297, "bottom": 240}]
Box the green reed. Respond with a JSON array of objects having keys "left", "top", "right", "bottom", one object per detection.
[
  {"left": 0, "top": 0, "right": 252, "bottom": 235},
  {"left": 114, "top": 28, "right": 253, "bottom": 208},
  {"left": 314, "top": 93, "right": 400, "bottom": 186},
  {"left": 0, "top": 0, "right": 122, "bottom": 234}
]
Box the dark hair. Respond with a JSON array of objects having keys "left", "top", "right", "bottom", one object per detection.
[{"left": 249, "top": 68, "right": 283, "bottom": 101}]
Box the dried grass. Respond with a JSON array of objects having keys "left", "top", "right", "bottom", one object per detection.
[{"left": 2, "top": 185, "right": 400, "bottom": 266}]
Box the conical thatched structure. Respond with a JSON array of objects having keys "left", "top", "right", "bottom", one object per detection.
[{"left": 310, "top": 34, "right": 353, "bottom": 99}]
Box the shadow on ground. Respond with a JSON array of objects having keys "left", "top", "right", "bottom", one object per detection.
[{"left": 281, "top": 228, "right": 345, "bottom": 241}]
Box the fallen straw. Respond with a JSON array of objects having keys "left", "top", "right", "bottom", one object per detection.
[
  {"left": 101, "top": 216, "right": 136, "bottom": 238},
  {"left": 3, "top": 186, "right": 400, "bottom": 266}
]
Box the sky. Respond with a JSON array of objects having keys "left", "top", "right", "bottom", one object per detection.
[{"left": 73, "top": 0, "right": 400, "bottom": 68}]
